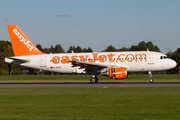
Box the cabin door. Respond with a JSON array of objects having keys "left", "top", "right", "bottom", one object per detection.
[
  {"left": 40, "top": 56, "right": 47, "bottom": 67},
  {"left": 148, "top": 53, "right": 154, "bottom": 64}
]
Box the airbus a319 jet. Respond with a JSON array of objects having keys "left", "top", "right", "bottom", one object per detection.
[{"left": 5, "top": 25, "right": 177, "bottom": 83}]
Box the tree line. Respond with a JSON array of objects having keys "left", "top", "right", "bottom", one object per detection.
[
  {"left": 35, "top": 41, "right": 160, "bottom": 53},
  {"left": 0, "top": 40, "right": 179, "bottom": 75}
]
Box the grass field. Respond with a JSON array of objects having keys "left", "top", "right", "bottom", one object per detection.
[
  {"left": 0, "top": 75, "right": 180, "bottom": 83},
  {"left": 0, "top": 88, "right": 180, "bottom": 120},
  {"left": 0, "top": 75, "right": 180, "bottom": 120}
]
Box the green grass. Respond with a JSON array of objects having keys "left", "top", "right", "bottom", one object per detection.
[
  {"left": 0, "top": 75, "right": 180, "bottom": 83},
  {"left": 0, "top": 75, "right": 180, "bottom": 119},
  {"left": 0, "top": 88, "right": 180, "bottom": 120}
]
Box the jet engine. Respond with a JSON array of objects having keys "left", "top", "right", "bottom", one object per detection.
[{"left": 100, "top": 67, "right": 128, "bottom": 79}]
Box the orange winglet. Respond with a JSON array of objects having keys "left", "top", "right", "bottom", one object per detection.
[{"left": 7, "top": 25, "right": 45, "bottom": 56}]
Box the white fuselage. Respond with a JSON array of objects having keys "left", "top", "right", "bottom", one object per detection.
[{"left": 5, "top": 51, "right": 177, "bottom": 74}]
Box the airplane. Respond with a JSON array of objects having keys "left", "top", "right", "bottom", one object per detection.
[{"left": 5, "top": 25, "right": 177, "bottom": 83}]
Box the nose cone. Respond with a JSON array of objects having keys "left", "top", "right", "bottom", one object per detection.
[
  {"left": 167, "top": 59, "right": 177, "bottom": 69},
  {"left": 161, "top": 59, "right": 177, "bottom": 70},
  {"left": 172, "top": 60, "right": 177, "bottom": 68}
]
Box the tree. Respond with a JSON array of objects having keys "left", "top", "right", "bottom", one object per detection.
[
  {"left": 76, "top": 46, "right": 82, "bottom": 53},
  {"left": 118, "top": 47, "right": 130, "bottom": 51},
  {"left": 130, "top": 45, "right": 139, "bottom": 51},
  {"left": 87, "top": 47, "right": 93, "bottom": 52},
  {"left": 129, "top": 41, "right": 160, "bottom": 52},
  {"left": 67, "top": 46, "right": 93, "bottom": 53},
  {"left": 42, "top": 47, "right": 49, "bottom": 53},
  {"left": 82, "top": 47, "right": 93, "bottom": 52},
  {"left": 67, "top": 45, "right": 76, "bottom": 53},
  {"left": 138, "top": 41, "right": 147, "bottom": 51},
  {"left": 166, "top": 51, "right": 176, "bottom": 74},
  {"left": 0, "top": 41, "right": 21, "bottom": 75},
  {"left": 166, "top": 51, "right": 175, "bottom": 59},
  {"left": 104, "top": 45, "right": 116, "bottom": 52},
  {"left": 36, "top": 44, "right": 43, "bottom": 51},
  {"left": 173, "top": 48, "right": 180, "bottom": 74},
  {"left": 49, "top": 45, "right": 55, "bottom": 53},
  {"left": 55, "top": 44, "right": 65, "bottom": 53},
  {"left": 146, "top": 41, "right": 160, "bottom": 52}
]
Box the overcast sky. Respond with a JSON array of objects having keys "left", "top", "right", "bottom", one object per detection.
[{"left": 1, "top": 0, "right": 180, "bottom": 53}]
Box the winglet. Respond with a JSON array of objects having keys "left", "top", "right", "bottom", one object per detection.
[{"left": 7, "top": 25, "right": 45, "bottom": 56}]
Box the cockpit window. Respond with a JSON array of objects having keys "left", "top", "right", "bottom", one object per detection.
[{"left": 160, "top": 56, "right": 169, "bottom": 59}]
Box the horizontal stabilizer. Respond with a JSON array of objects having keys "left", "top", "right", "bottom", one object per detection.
[{"left": 5, "top": 57, "right": 30, "bottom": 64}]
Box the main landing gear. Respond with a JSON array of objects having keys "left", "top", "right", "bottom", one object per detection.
[
  {"left": 148, "top": 71, "right": 153, "bottom": 83},
  {"left": 90, "top": 72, "right": 154, "bottom": 83},
  {"left": 90, "top": 75, "right": 98, "bottom": 83}
]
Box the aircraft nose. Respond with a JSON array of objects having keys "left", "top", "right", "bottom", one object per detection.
[{"left": 171, "top": 60, "right": 177, "bottom": 68}]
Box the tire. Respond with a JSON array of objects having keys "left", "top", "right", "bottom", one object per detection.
[
  {"left": 149, "top": 78, "right": 153, "bottom": 83},
  {"left": 90, "top": 77, "right": 98, "bottom": 83}
]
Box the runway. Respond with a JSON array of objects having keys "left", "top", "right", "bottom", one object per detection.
[{"left": 0, "top": 82, "right": 180, "bottom": 88}]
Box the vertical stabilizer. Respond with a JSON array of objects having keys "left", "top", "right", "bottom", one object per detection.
[{"left": 7, "top": 25, "right": 45, "bottom": 56}]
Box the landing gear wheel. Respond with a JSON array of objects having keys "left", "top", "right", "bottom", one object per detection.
[
  {"left": 90, "top": 77, "right": 98, "bottom": 83},
  {"left": 149, "top": 78, "right": 153, "bottom": 83},
  {"left": 148, "top": 71, "right": 153, "bottom": 83}
]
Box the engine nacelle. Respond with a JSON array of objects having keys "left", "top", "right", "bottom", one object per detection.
[{"left": 100, "top": 67, "right": 128, "bottom": 79}]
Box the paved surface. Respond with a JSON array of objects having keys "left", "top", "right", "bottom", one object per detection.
[{"left": 0, "top": 82, "right": 180, "bottom": 88}]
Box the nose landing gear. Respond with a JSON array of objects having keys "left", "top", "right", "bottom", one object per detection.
[{"left": 148, "top": 71, "right": 153, "bottom": 83}]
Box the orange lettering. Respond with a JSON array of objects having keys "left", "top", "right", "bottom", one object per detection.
[
  {"left": 126, "top": 54, "right": 134, "bottom": 62},
  {"left": 61, "top": 56, "right": 69, "bottom": 64},
  {"left": 79, "top": 55, "right": 89, "bottom": 62},
  {"left": 51, "top": 56, "right": 60, "bottom": 64},
  {"left": 107, "top": 53, "right": 115, "bottom": 62},
  {"left": 88, "top": 53, "right": 98, "bottom": 63},
  {"left": 71, "top": 55, "right": 78, "bottom": 61},
  {"left": 118, "top": 54, "right": 125, "bottom": 62},
  {"left": 135, "top": 54, "right": 147, "bottom": 62},
  {"left": 98, "top": 55, "right": 107, "bottom": 63}
]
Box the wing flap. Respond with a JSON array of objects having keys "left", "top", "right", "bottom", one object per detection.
[{"left": 69, "top": 60, "right": 108, "bottom": 73}]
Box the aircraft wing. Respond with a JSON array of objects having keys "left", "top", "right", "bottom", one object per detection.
[{"left": 69, "top": 60, "right": 117, "bottom": 74}]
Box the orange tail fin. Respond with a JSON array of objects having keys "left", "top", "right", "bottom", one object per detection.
[{"left": 7, "top": 25, "right": 45, "bottom": 56}]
